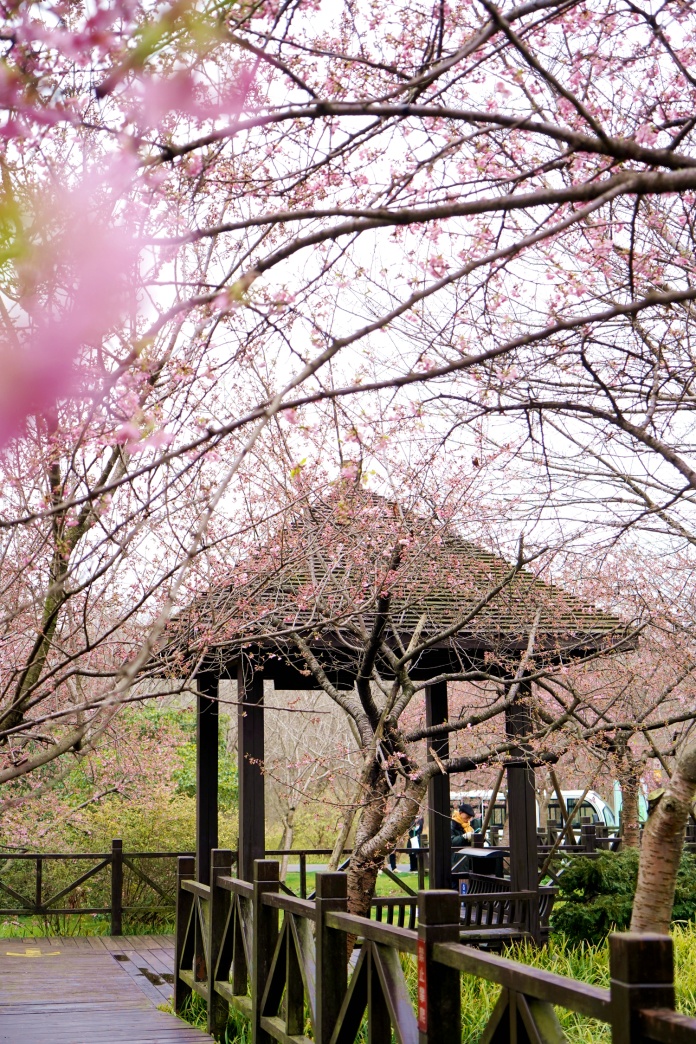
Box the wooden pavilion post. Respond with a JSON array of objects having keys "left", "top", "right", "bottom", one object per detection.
[
  {"left": 505, "top": 676, "right": 540, "bottom": 941},
  {"left": 425, "top": 680, "right": 451, "bottom": 890},
  {"left": 238, "top": 659, "right": 265, "bottom": 881},
  {"left": 196, "top": 672, "right": 219, "bottom": 885}
]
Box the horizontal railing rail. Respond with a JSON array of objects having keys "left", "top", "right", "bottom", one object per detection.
[
  {"left": 174, "top": 851, "right": 696, "bottom": 1044},
  {"left": 432, "top": 938, "right": 611, "bottom": 1021}
]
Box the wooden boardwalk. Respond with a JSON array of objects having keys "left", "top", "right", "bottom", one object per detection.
[{"left": 0, "top": 934, "right": 210, "bottom": 1043}]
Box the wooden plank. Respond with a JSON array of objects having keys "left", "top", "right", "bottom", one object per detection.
[
  {"left": 182, "top": 880, "right": 211, "bottom": 900},
  {"left": 138, "top": 959, "right": 176, "bottom": 1002},
  {"left": 111, "top": 936, "right": 142, "bottom": 951},
  {"left": 129, "top": 946, "right": 176, "bottom": 1001},
  {"left": 46, "top": 934, "right": 79, "bottom": 949},
  {"left": 114, "top": 954, "right": 173, "bottom": 1007},
  {"left": 640, "top": 1007, "right": 696, "bottom": 1044},
  {"left": 130, "top": 937, "right": 172, "bottom": 964},
  {"left": 119, "top": 951, "right": 176, "bottom": 1006},
  {"left": 133, "top": 944, "right": 174, "bottom": 975},
  {"left": 179, "top": 967, "right": 210, "bottom": 1001},
  {"left": 325, "top": 911, "right": 418, "bottom": 954},
  {"left": 0, "top": 943, "right": 210, "bottom": 1041},
  {"left": 262, "top": 892, "right": 317, "bottom": 920},
  {"left": 85, "top": 934, "right": 109, "bottom": 951},
  {"left": 128, "top": 933, "right": 160, "bottom": 951},
  {"left": 260, "top": 1014, "right": 313, "bottom": 1044},
  {"left": 151, "top": 934, "right": 175, "bottom": 948},
  {"left": 214, "top": 980, "right": 252, "bottom": 1014},
  {"left": 100, "top": 934, "right": 129, "bottom": 951},
  {"left": 0, "top": 1015, "right": 208, "bottom": 1043}
]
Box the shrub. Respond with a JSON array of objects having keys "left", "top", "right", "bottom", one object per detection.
[{"left": 551, "top": 849, "right": 696, "bottom": 944}]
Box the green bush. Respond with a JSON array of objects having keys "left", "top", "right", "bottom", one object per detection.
[{"left": 551, "top": 849, "right": 696, "bottom": 944}]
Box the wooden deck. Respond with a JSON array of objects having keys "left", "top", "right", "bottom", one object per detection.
[{"left": 0, "top": 934, "right": 210, "bottom": 1042}]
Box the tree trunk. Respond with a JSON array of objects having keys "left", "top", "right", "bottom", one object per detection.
[
  {"left": 631, "top": 739, "right": 696, "bottom": 933},
  {"left": 279, "top": 807, "right": 295, "bottom": 881},
  {"left": 346, "top": 858, "right": 382, "bottom": 919},
  {"left": 346, "top": 763, "right": 389, "bottom": 918},
  {"left": 620, "top": 771, "right": 641, "bottom": 849},
  {"left": 345, "top": 763, "right": 428, "bottom": 919}
]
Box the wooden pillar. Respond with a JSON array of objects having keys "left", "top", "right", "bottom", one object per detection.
[
  {"left": 505, "top": 678, "right": 540, "bottom": 940},
  {"left": 417, "top": 890, "right": 461, "bottom": 1044},
  {"left": 197, "top": 672, "right": 219, "bottom": 885},
  {"left": 238, "top": 660, "right": 265, "bottom": 881},
  {"left": 425, "top": 680, "right": 451, "bottom": 890}
]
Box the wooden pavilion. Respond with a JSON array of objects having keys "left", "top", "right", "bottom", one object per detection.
[{"left": 163, "top": 492, "right": 629, "bottom": 901}]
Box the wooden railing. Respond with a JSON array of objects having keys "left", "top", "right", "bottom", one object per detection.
[
  {"left": 175, "top": 852, "right": 696, "bottom": 1043},
  {"left": 0, "top": 826, "right": 664, "bottom": 936},
  {"left": 0, "top": 840, "right": 190, "bottom": 933},
  {"left": 0, "top": 843, "right": 428, "bottom": 931},
  {"left": 0, "top": 843, "right": 424, "bottom": 931}
]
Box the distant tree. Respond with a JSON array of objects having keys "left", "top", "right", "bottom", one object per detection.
[{"left": 263, "top": 689, "right": 358, "bottom": 876}]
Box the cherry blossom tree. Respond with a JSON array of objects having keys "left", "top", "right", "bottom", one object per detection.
[{"left": 1, "top": 0, "right": 696, "bottom": 920}]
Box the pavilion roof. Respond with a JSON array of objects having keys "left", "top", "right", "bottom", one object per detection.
[{"left": 163, "top": 491, "right": 631, "bottom": 676}]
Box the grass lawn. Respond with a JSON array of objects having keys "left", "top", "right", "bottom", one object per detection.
[
  {"left": 282, "top": 867, "right": 426, "bottom": 898},
  {"left": 0, "top": 913, "right": 174, "bottom": 937}
]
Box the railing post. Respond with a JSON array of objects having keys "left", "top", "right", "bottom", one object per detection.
[
  {"left": 111, "top": 839, "right": 123, "bottom": 936},
  {"left": 252, "top": 859, "right": 279, "bottom": 1044},
  {"left": 417, "top": 889, "right": 461, "bottom": 1044},
  {"left": 417, "top": 848, "right": 426, "bottom": 891},
  {"left": 581, "top": 823, "right": 597, "bottom": 853},
  {"left": 299, "top": 851, "right": 307, "bottom": 899},
  {"left": 207, "top": 848, "right": 233, "bottom": 1039},
  {"left": 35, "top": 856, "right": 42, "bottom": 913},
  {"left": 175, "top": 855, "right": 196, "bottom": 1014},
  {"left": 315, "top": 872, "right": 348, "bottom": 1044},
  {"left": 609, "top": 933, "right": 674, "bottom": 1044}
]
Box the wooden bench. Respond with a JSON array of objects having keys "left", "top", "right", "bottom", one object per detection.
[
  {"left": 370, "top": 892, "right": 532, "bottom": 946},
  {"left": 459, "top": 873, "right": 557, "bottom": 945},
  {"left": 371, "top": 896, "right": 417, "bottom": 929},
  {"left": 370, "top": 874, "right": 557, "bottom": 945}
]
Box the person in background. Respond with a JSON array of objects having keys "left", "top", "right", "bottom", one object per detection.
[
  {"left": 451, "top": 802, "right": 476, "bottom": 847},
  {"left": 407, "top": 814, "right": 424, "bottom": 871}
]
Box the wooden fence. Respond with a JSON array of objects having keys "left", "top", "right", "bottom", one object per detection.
[
  {"left": 0, "top": 843, "right": 423, "bottom": 933},
  {"left": 0, "top": 840, "right": 188, "bottom": 934},
  {"left": 175, "top": 853, "right": 696, "bottom": 1043},
  {"left": 0, "top": 827, "right": 657, "bottom": 936}
]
